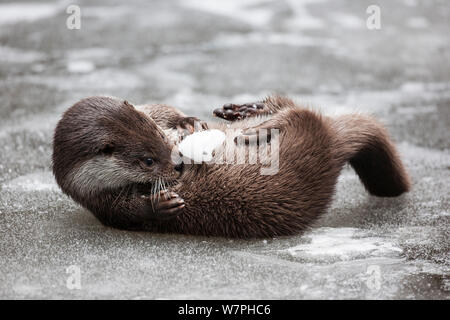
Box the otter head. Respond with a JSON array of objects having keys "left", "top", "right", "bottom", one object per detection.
[{"left": 52, "top": 96, "right": 182, "bottom": 200}]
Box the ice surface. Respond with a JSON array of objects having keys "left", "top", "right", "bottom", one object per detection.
[
  {"left": 283, "top": 228, "right": 403, "bottom": 263},
  {"left": 2, "top": 171, "right": 58, "bottom": 193},
  {"left": 406, "top": 17, "right": 429, "bottom": 29},
  {"left": 183, "top": 0, "right": 274, "bottom": 27},
  {"left": 0, "top": 46, "right": 46, "bottom": 64},
  {"left": 0, "top": 0, "right": 449, "bottom": 299},
  {"left": 66, "top": 60, "right": 95, "bottom": 74}
]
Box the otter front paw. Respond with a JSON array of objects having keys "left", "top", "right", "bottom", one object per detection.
[
  {"left": 151, "top": 189, "right": 185, "bottom": 220},
  {"left": 213, "top": 102, "right": 266, "bottom": 121},
  {"left": 176, "top": 117, "right": 208, "bottom": 135}
]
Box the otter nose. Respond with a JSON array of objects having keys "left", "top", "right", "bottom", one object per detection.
[{"left": 174, "top": 162, "right": 184, "bottom": 174}]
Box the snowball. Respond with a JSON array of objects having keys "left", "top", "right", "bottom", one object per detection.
[{"left": 178, "top": 129, "right": 225, "bottom": 163}]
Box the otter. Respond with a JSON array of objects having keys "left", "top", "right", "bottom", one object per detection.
[
  {"left": 52, "top": 95, "right": 411, "bottom": 238},
  {"left": 52, "top": 97, "right": 199, "bottom": 229}
]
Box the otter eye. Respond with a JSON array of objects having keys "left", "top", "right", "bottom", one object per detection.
[{"left": 145, "top": 158, "right": 154, "bottom": 166}]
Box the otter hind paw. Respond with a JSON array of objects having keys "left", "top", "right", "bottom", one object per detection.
[{"left": 213, "top": 102, "right": 266, "bottom": 121}]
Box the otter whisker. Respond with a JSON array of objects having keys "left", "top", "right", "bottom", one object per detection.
[
  {"left": 112, "top": 184, "right": 129, "bottom": 210},
  {"left": 157, "top": 177, "right": 162, "bottom": 201},
  {"left": 111, "top": 186, "right": 124, "bottom": 209},
  {"left": 150, "top": 181, "right": 156, "bottom": 212},
  {"left": 154, "top": 177, "right": 160, "bottom": 204},
  {"left": 162, "top": 179, "right": 168, "bottom": 200}
]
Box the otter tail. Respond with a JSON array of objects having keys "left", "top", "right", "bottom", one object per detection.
[{"left": 330, "top": 114, "right": 411, "bottom": 197}]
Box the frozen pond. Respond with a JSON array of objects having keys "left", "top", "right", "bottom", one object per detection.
[{"left": 0, "top": 0, "right": 449, "bottom": 299}]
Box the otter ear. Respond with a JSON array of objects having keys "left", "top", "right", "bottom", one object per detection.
[
  {"left": 122, "top": 100, "right": 135, "bottom": 110},
  {"left": 94, "top": 141, "right": 115, "bottom": 155}
]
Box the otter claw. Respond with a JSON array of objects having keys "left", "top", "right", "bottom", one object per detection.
[
  {"left": 176, "top": 116, "right": 208, "bottom": 134},
  {"left": 149, "top": 190, "right": 185, "bottom": 220}
]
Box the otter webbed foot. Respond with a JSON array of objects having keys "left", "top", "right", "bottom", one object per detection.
[{"left": 213, "top": 102, "right": 267, "bottom": 121}]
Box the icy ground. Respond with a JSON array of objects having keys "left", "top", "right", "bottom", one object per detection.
[{"left": 0, "top": 0, "right": 449, "bottom": 299}]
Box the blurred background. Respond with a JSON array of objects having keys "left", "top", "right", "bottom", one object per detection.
[{"left": 0, "top": 0, "right": 449, "bottom": 299}]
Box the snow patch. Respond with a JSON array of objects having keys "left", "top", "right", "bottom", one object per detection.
[
  {"left": 25, "top": 69, "right": 143, "bottom": 91},
  {"left": 331, "top": 13, "right": 363, "bottom": 29},
  {"left": 183, "top": 0, "right": 273, "bottom": 27},
  {"left": 406, "top": 17, "right": 429, "bottom": 29},
  {"left": 82, "top": 6, "right": 131, "bottom": 19},
  {"left": 284, "top": 0, "right": 326, "bottom": 30},
  {"left": 0, "top": 2, "right": 60, "bottom": 25},
  {"left": 67, "top": 48, "right": 112, "bottom": 60},
  {"left": 212, "top": 32, "right": 337, "bottom": 48},
  {"left": 2, "top": 172, "right": 58, "bottom": 193},
  {"left": 0, "top": 46, "right": 45, "bottom": 64},
  {"left": 67, "top": 60, "right": 95, "bottom": 74},
  {"left": 284, "top": 228, "right": 402, "bottom": 262}
]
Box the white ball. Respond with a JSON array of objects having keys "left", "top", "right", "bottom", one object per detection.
[{"left": 178, "top": 129, "right": 226, "bottom": 163}]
